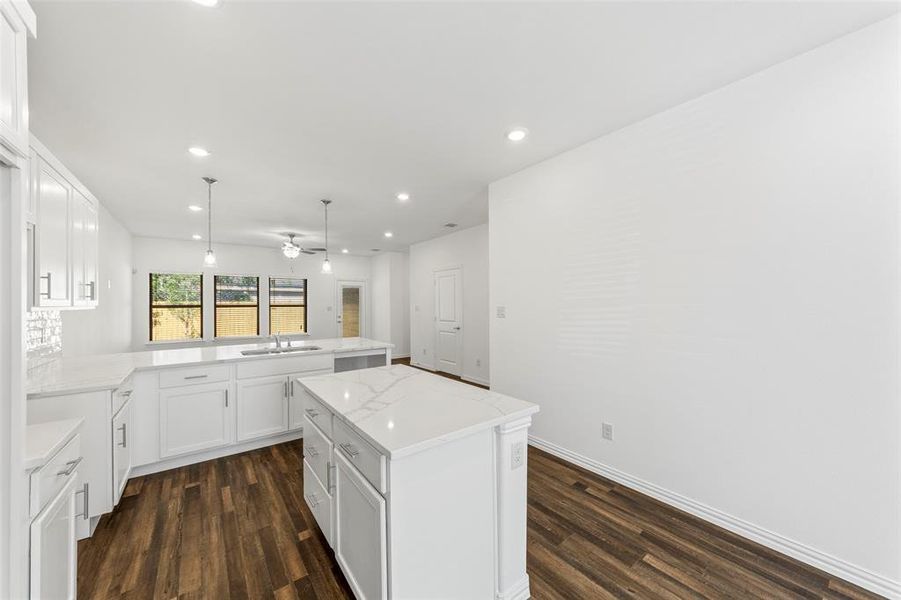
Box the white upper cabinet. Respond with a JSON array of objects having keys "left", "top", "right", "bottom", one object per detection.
[
  {"left": 31, "top": 137, "right": 101, "bottom": 309},
  {"left": 0, "top": 1, "right": 32, "bottom": 159}
]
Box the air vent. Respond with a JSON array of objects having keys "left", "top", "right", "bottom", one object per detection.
[{"left": 444, "top": 222, "right": 458, "bottom": 228}]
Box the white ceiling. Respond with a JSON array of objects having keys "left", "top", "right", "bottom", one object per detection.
[{"left": 28, "top": 1, "right": 897, "bottom": 254}]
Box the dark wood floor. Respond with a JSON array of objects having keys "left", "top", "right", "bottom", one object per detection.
[
  {"left": 78, "top": 364, "right": 884, "bottom": 600},
  {"left": 392, "top": 356, "right": 489, "bottom": 389}
]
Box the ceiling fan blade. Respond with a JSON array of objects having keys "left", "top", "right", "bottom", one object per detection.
[
  {"left": 301, "top": 250, "right": 316, "bottom": 255},
  {"left": 306, "top": 247, "right": 327, "bottom": 252}
]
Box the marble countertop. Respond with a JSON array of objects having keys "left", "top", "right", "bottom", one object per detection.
[
  {"left": 298, "top": 365, "right": 539, "bottom": 459},
  {"left": 27, "top": 338, "right": 393, "bottom": 399},
  {"left": 25, "top": 417, "right": 83, "bottom": 471}
]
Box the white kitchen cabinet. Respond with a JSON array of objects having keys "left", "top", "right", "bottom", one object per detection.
[
  {"left": 30, "top": 136, "right": 101, "bottom": 310},
  {"left": 34, "top": 155, "right": 71, "bottom": 307},
  {"left": 235, "top": 374, "right": 288, "bottom": 442},
  {"left": 289, "top": 370, "right": 331, "bottom": 431},
  {"left": 72, "top": 190, "right": 98, "bottom": 307},
  {"left": 29, "top": 472, "right": 77, "bottom": 600},
  {"left": 111, "top": 398, "right": 132, "bottom": 505},
  {"left": 159, "top": 381, "right": 232, "bottom": 458},
  {"left": 334, "top": 450, "right": 387, "bottom": 600},
  {"left": 0, "top": 1, "right": 31, "bottom": 159}
]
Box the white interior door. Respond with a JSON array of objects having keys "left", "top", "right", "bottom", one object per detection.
[
  {"left": 337, "top": 281, "right": 366, "bottom": 338},
  {"left": 434, "top": 268, "right": 463, "bottom": 376}
]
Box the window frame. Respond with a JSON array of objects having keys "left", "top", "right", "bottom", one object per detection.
[
  {"left": 268, "top": 276, "right": 308, "bottom": 335},
  {"left": 149, "top": 272, "right": 204, "bottom": 342},
  {"left": 213, "top": 274, "right": 261, "bottom": 338}
]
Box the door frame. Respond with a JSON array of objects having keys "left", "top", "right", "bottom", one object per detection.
[
  {"left": 433, "top": 266, "right": 463, "bottom": 376},
  {"left": 336, "top": 279, "right": 369, "bottom": 339}
]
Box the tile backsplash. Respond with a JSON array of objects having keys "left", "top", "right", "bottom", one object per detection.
[{"left": 26, "top": 310, "right": 62, "bottom": 367}]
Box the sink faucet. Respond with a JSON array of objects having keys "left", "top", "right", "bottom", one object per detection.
[{"left": 273, "top": 332, "right": 283, "bottom": 349}]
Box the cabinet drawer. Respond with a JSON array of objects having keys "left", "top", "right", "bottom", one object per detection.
[
  {"left": 30, "top": 434, "right": 81, "bottom": 518},
  {"left": 112, "top": 377, "right": 134, "bottom": 416},
  {"left": 300, "top": 389, "right": 333, "bottom": 439},
  {"left": 303, "top": 416, "right": 332, "bottom": 490},
  {"left": 303, "top": 459, "right": 332, "bottom": 546},
  {"left": 333, "top": 418, "right": 386, "bottom": 495},
  {"left": 236, "top": 353, "right": 333, "bottom": 379},
  {"left": 159, "top": 364, "right": 230, "bottom": 388}
]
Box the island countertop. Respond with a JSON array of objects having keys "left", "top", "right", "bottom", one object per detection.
[
  {"left": 27, "top": 337, "right": 393, "bottom": 399},
  {"left": 297, "top": 364, "right": 539, "bottom": 459}
]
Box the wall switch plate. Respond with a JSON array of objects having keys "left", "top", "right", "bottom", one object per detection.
[
  {"left": 511, "top": 441, "right": 525, "bottom": 469},
  {"left": 602, "top": 423, "right": 614, "bottom": 441},
  {"left": 496, "top": 306, "right": 506, "bottom": 318},
  {"left": 476, "top": 358, "right": 481, "bottom": 367}
]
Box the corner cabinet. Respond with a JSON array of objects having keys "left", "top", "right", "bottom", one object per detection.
[{"left": 30, "top": 136, "right": 100, "bottom": 309}]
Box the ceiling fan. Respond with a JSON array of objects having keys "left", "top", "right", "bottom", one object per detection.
[{"left": 281, "top": 233, "right": 325, "bottom": 259}]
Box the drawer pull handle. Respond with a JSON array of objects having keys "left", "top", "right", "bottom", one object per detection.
[
  {"left": 119, "top": 390, "right": 132, "bottom": 398},
  {"left": 57, "top": 456, "right": 83, "bottom": 477},
  {"left": 306, "top": 493, "right": 320, "bottom": 508},
  {"left": 338, "top": 443, "right": 359, "bottom": 458},
  {"left": 326, "top": 461, "right": 333, "bottom": 492},
  {"left": 305, "top": 408, "right": 320, "bottom": 418},
  {"left": 305, "top": 445, "right": 319, "bottom": 458},
  {"left": 184, "top": 374, "right": 209, "bottom": 380},
  {"left": 118, "top": 423, "right": 127, "bottom": 448},
  {"left": 75, "top": 482, "right": 89, "bottom": 520}
]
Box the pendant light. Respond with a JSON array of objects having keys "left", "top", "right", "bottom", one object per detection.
[
  {"left": 321, "top": 199, "right": 333, "bottom": 274},
  {"left": 202, "top": 177, "right": 218, "bottom": 267}
]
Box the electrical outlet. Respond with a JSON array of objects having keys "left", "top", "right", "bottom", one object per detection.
[
  {"left": 511, "top": 441, "right": 525, "bottom": 469},
  {"left": 476, "top": 358, "right": 481, "bottom": 367},
  {"left": 496, "top": 306, "right": 506, "bottom": 318},
  {"left": 422, "top": 348, "right": 427, "bottom": 355},
  {"left": 602, "top": 423, "right": 614, "bottom": 441}
]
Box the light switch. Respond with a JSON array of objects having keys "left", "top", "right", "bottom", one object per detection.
[{"left": 496, "top": 306, "right": 506, "bottom": 318}]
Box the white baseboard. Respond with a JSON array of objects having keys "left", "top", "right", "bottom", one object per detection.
[
  {"left": 410, "top": 359, "right": 436, "bottom": 371},
  {"left": 462, "top": 374, "right": 490, "bottom": 387},
  {"left": 528, "top": 435, "right": 901, "bottom": 600},
  {"left": 132, "top": 430, "right": 304, "bottom": 478}
]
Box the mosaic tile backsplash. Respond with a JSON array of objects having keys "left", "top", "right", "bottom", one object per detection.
[{"left": 26, "top": 310, "right": 62, "bottom": 367}]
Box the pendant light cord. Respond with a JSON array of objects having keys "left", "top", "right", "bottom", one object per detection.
[
  {"left": 207, "top": 180, "right": 213, "bottom": 252},
  {"left": 324, "top": 201, "right": 329, "bottom": 261}
]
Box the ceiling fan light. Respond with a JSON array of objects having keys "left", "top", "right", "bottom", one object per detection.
[{"left": 283, "top": 243, "right": 300, "bottom": 259}]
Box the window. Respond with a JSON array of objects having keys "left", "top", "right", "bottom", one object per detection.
[
  {"left": 150, "top": 273, "right": 203, "bottom": 341},
  {"left": 269, "top": 277, "right": 307, "bottom": 334},
  {"left": 214, "top": 275, "right": 259, "bottom": 337}
]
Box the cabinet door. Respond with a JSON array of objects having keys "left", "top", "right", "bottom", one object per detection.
[
  {"left": 112, "top": 400, "right": 132, "bottom": 505},
  {"left": 72, "top": 191, "right": 98, "bottom": 307},
  {"left": 159, "top": 381, "right": 232, "bottom": 458},
  {"left": 236, "top": 375, "right": 288, "bottom": 442},
  {"left": 35, "top": 156, "right": 71, "bottom": 307},
  {"left": 0, "top": 3, "right": 28, "bottom": 157},
  {"left": 30, "top": 476, "right": 77, "bottom": 600},
  {"left": 334, "top": 451, "right": 387, "bottom": 600}
]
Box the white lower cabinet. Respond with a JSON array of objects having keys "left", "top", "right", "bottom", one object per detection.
[
  {"left": 303, "top": 459, "right": 333, "bottom": 546},
  {"left": 236, "top": 374, "right": 289, "bottom": 441},
  {"left": 30, "top": 467, "right": 78, "bottom": 600},
  {"left": 111, "top": 398, "right": 132, "bottom": 505},
  {"left": 159, "top": 381, "right": 231, "bottom": 458},
  {"left": 334, "top": 451, "right": 387, "bottom": 600}
]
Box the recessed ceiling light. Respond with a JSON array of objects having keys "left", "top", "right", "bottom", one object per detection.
[
  {"left": 191, "top": 0, "right": 220, "bottom": 8},
  {"left": 188, "top": 205, "right": 203, "bottom": 212},
  {"left": 506, "top": 128, "right": 528, "bottom": 142},
  {"left": 341, "top": 248, "right": 349, "bottom": 254},
  {"left": 188, "top": 146, "right": 211, "bottom": 157},
  {"left": 384, "top": 231, "right": 393, "bottom": 238},
  {"left": 396, "top": 192, "right": 410, "bottom": 202},
  {"left": 192, "top": 234, "right": 202, "bottom": 240}
]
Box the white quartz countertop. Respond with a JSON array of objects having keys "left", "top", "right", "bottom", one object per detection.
[
  {"left": 27, "top": 338, "right": 393, "bottom": 399},
  {"left": 25, "top": 417, "right": 83, "bottom": 471},
  {"left": 298, "top": 365, "right": 539, "bottom": 459}
]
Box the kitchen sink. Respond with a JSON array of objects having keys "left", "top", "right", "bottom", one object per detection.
[{"left": 241, "top": 345, "right": 322, "bottom": 356}]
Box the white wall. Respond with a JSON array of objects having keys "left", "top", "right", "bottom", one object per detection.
[
  {"left": 489, "top": 16, "right": 900, "bottom": 596},
  {"left": 61, "top": 204, "right": 133, "bottom": 356},
  {"left": 131, "top": 237, "right": 375, "bottom": 349},
  {"left": 410, "top": 224, "right": 489, "bottom": 384},
  {"left": 371, "top": 251, "right": 410, "bottom": 357}
]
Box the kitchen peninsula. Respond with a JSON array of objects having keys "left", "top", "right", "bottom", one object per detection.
[{"left": 297, "top": 364, "right": 539, "bottom": 600}]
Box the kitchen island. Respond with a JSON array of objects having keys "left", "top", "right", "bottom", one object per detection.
[{"left": 297, "top": 364, "right": 539, "bottom": 600}]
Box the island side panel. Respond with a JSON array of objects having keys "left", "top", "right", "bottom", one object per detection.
[
  {"left": 495, "top": 416, "right": 532, "bottom": 600},
  {"left": 387, "top": 428, "right": 495, "bottom": 599}
]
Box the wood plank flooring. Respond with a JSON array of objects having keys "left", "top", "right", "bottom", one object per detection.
[{"left": 78, "top": 439, "right": 884, "bottom": 600}]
